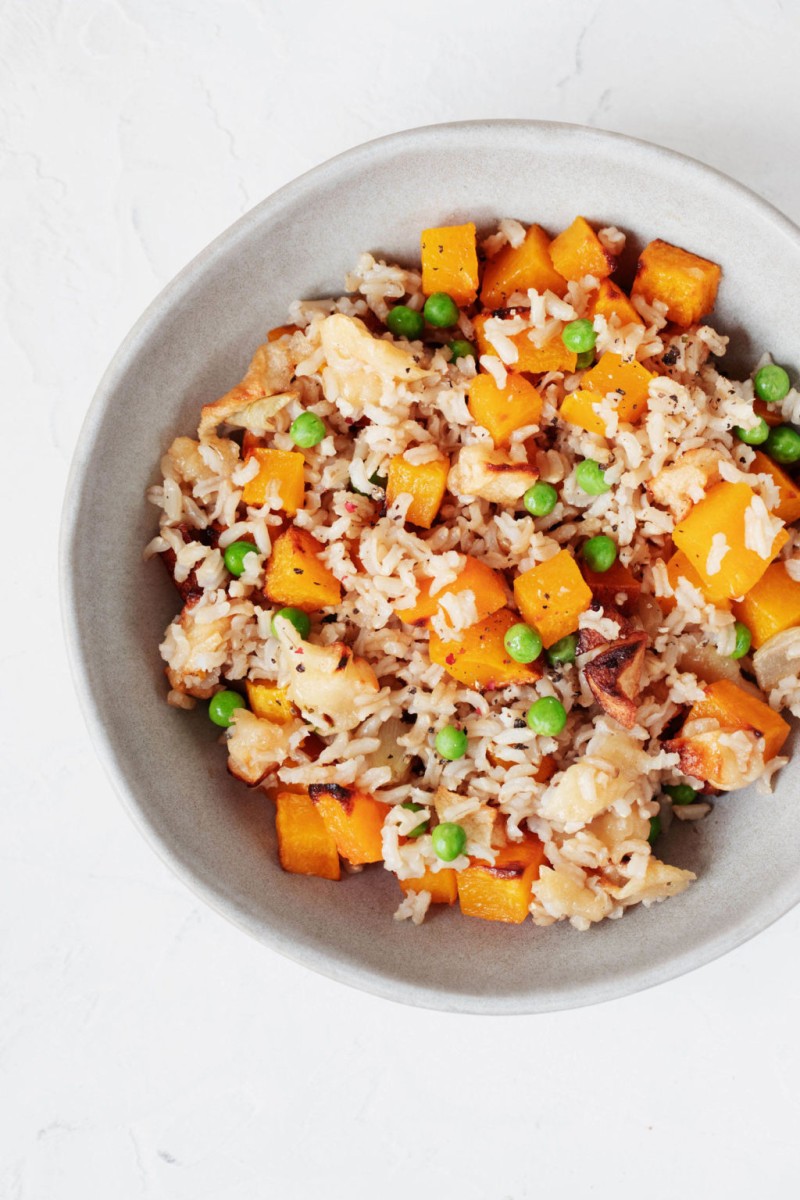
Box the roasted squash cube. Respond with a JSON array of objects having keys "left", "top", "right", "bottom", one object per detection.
[
  {"left": 664, "top": 550, "right": 732, "bottom": 611},
  {"left": 581, "top": 559, "right": 641, "bottom": 613},
  {"left": 582, "top": 351, "right": 654, "bottom": 411},
  {"left": 751, "top": 450, "right": 800, "bottom": 525},
  {"left": 246, "top": 679, "right": 294, "bottom": 724},
  {"left": 309, "top": 784, "right": 389, "bottom": 865},
  {"left": 549, "top": 216, "right": 615, "bottom": 282},
  {"left": 457, "top": 836, "right": 546, "bottom": 923},
  {"left": 275, "top": 790, "right": 341, "bottom": 880},
  {"left": 265, "top": 527, "right": 342, "bottom": 612},
  {"left": 387, "top": 453, "right": 449, "bottom": 529},
  {"left": 242, "top": 447, "right": 305, "bottom": 514},
  {"left": 429, "top": 607, "right": 543, "bottom": 690},
  {"left": 421, "top": 223, "right": 479, "bottom": 306},
  {"left": 473, "top": 314, "right": 577, "bottom": 375},
  {"left": 513, "top": 550, "right": 592, "bottom": 648},
  {"left": 686, "top": 679, "right": 790, "bottom": 761},
  {"left": 589, "top": 278, "right": 644, "bottom": 328},
  {"left": 394, "top": 555, "right": 507, "bottom": 627},
  {"left": 481, "top": 224, "right": 567, "bottom": 309},
  {"left": 732, "top": 562, "right": 800, "bottom": 649},
  {"left": 633, "top": 238, "right": 721, "bottom": 327},
  {"left": 400, "top": 869, "right": 458, "bottom": 905},
  {"left": 467, "top": 373, "right": 543, "bottom": 446}
]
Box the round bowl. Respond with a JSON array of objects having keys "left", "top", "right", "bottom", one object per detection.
[{"left": 61, "top": 120, "right": 800, "bottom": 1013}]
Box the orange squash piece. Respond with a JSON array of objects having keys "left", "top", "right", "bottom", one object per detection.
[
  {"left": 400, "top": 869, "right": 458, "bottom": 905},
  {"left": 421, "top": 223, "right": 479, "bottom": 306},
  {"left": 513, "top": 550, "right": 593, "bottom": 648},
  {"left": 246, "top": 679, "right": 294, "bottom": 724},
  {"left": 268, "top": 323, "right": 299, "bottom": 342},
  {"left": 751, "top": 450, "right": 800, "bottom": 524},
  {"left": 664, "top": 550, "right": 732, "bottom": 611},
  {"left": 275, "top": 790, "right": 341, "bottom": 880},
  {"left": 672, "top": 481, "right": 788, "bottom": 601},
  {"left": 589, "top": 278, "right": 643, "bottom": 328},
  {"left": 481, "top": 224, "right": 567, "bottom": 309},
  {"left": 535, "top": 754, "right": 557, "bottom": 784},
  {"left": 242, "top": 431, "right": 265, "bottom": 456},
  {"left": 562, "top": 350, "right": 655, "bottom": 436},
  {"left": 467, "top": 372, "right": 543, "bottom": 446},
  {"left": 549, "top": 216, "right": 615, "bottom": 282},
  {"left": 581, "top": 559, "right": 641, "bottom": 613},
  {"left": 686, "top": 680, "right": 790, "bottom": 761},
  {"left": 633, "top": 238, "right": 721, "bottom": 327},
  {"left": 457, "top": 835, "right": 546, "bottom": 923},
  {"left": 242, "top": 447, "right": 306, "bottom": 514},
  {"left": 309, "top": 784, "right": 389, "bottom": 865},
  {"left": 265, "top": 527, "right": 342, "bottom": 612},
  {"left": 754, "top": 400, "right": 784, "bottom": 429},
  {"left": 732, "top": 562, "right": 800, "bottom": 649},
  {"left": 430, "top": 607, "right": 543, "bottom": 690},
  {"left": 394, "top": 555, "right": 507, "bottom": 627},
  {"left": 473, "top": 314, "right": 578, "bottom": 375},
  {"left": 386, "top": 453, "right": 449, "bottom": 529}
]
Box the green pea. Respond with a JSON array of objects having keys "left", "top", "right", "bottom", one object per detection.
[
  {"left": 576, "top": 349, "right": 595, "bottom": 370},
  {"left": 401, "top": 800, "right": 428, "bottom": 838},
  {"left": 223, "top": 540, "right": 259, "bottom": 577},
  {"left": 562, "top": 319, "right": 597, "bottom": 354},
  {"left": 503, "top": 623, "right": 543, "bottom": 664},
  {"left": 523, "top": 481, "right": 558, "bottom": 517},
  {"left": 730, "top": 620, "right": 752, "bottom": 659},
  {"left": 290, "top": 411, "right": 326, "bottom": 448},
  {"left": 423, "top": 292, "right": 460, "bottom": 328},
  {"left": 648, "top": 815, "right": 662, "bottom": 844},
  {"left": 208, "top": 690, "right": 246, "bottom": 728},
  {"left": 449, "top": 339, "right": 477, "bottom": 363},
  {"left": 386, "top": 305, "right": 424, "bottom": 340},
  {"left": 271, "top": 607, "right": 311, "bottom": 640},
  {"left": 581, "top": 534, "right": 617, "bottom": 573},
  {"left": 369, "top": 471, "right": 388, "bottom": 490},
  {"left": 575, "top": 458, "right": 610, "bottom": 495},
  {"left": 735, "top": 418, "right": 770, "bottom": 445},
  {"left": 432, "top": 821, "right": 467, "bottom": 861},
  {"left": 435, "top": 725, "right": 468, "bottom": 760},
  {"left": 664, "top": 783, "right": 697, "bottom": 806},
  {"left": 526, "top": 696, "right": 567, "bottom": 736},
  {"left": 546, "top": 634, "right": 578, "bottom": 666},
  {"left": 754, "top": 363, "right": 791, "bottom": 404},
  {"left": 765, "top": 425, "right": 800, "bottom": 464}
]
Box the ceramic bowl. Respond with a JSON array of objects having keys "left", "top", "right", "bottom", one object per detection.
[{"left": 61, "top": 121, "right": 800, "bottom": 1013}]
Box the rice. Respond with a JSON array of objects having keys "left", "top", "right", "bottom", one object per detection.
[{"left": 146, "top": 216, "right": 799, "bottom": 930}]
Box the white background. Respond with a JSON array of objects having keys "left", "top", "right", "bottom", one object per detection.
[{"left": 4, "top": 1, "right": 800, "bottom": 1196}]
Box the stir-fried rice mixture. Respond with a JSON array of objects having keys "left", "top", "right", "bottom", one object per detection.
[{"left": 145, "top": 215, "right": 800, "bottom": 929}]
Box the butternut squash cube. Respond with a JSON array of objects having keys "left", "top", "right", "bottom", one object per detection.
[
  {"left": 394, "top": 555, "right": 507, "bottom": 627},
  {"left": 246, "top": 679, "right": 294, "bottom": 724},
  {"left": 275, "top": 790, "right": 341, "bottom": 880},
  {"left": 751, "top": 450, "right": 800, "bottom": 524},
  {"left": 581, "top": 559, "right": 641, "bottom": 613},
  {"left": 633, "top": 238, "right": 721, "bottom": 327},
  {"left": 457, "top": 835, "right": 546, "bottom": 923},
  {"left": 481, "top": 224, "right": 567, "bottom": 309},
  {"left": 664, "top": 550, "right": 731, "bottom": 611},
  {"left": 549, "top": 216, "right": 615, "bottom": 282},
  {"left": 467, "top": 372, "right": 543, "bottom": 446},
  {"left": 386, "top": 453, "right": 449, "bottom": 529},
  {"left": 267, "top": 323, "right": 299, "bottom": 342},
  {"left": 732, "top": 562, "right": 800, "bottom": 649},
  {"left": 672, "top": 481, "right": 788, "bottom": 601},
  {"left": 242, "top": 447, "right": 305, "bottom": 514},
  {"left": 686, "top": 679, "right": 790, "bottom": 761},
  {"left": 430, "top": 607, "right": 543, "bottom": 690},
  {"left": 309, "top": 784, "right": 389, "bottom": 865},
  {"left": 513, "top": 550, "right": 593, "bottom": 648},
  {"left": 421, "top": 223, "right": 479, "bottom": 306},
  {"left": 583, "top": 350, "right": 654, "bottom": 409},
  {"left": 589, "top": 278, "right": 643, "bottom": 327},
  {"left": 473, "top": 315, "right": 577, "bottom": 375},
  {"left": 400, "top": 869, "right": 458, "bottom": 905},
  {"left": 265, "top": 527, "right": 342, "bottom": 612},
  {"left": 754, "top": 399, "right": 784, "bottom": 429}
]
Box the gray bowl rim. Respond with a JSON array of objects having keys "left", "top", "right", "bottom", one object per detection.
[{"left": 60, "top": 119, "right": 800, "bottom": 1014}]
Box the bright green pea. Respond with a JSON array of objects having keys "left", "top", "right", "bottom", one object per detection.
[
  {"left": 664, "top": 783, "right": 697, "bottom": 806},
  {"left": 526, "top": 696, "right": 567, "bottom": 736},
  {"left": 562, "top": 319, "right": 597, "bottom": 354},
  {"left": 290, "top": 411, "right": 326, "bottom": 448},
  {"left": 735, "top": 418, "right": 770, "bottom": 445},
  {"left": 386, "top": 305, "right": 424, "bottom": 340},
  {"left": 730, "top": 620, "right": 752, "bottom": 659},
  {"left": 208, "top": 690, "right": 246, "bottom": 728},
  {"left": 575, "top": 458, "right": 610, "bottom": 495},
  {"left": 449, "top": 339, "right": 477, "bottom": 363},
  {"left": 754, "top": 363, "right": 791, "bottom": 404},
  {"left": 432, "top": 821, "right": 467, "bottom": 861},
  {"left": 435, "top": 725, "right": 468, "bottom": 760},
  {"left": 765, "top": 425, "right": 800, "bottom": 464},
  {"left": 504, "top": 623, "right": 543, "bottom": 664},
  {"left": 648, "top": 815, "right": 662, "bottom": 844},
  {"left": 576, "top": 349, "right": 595, "bottom": 370},
  {"left": 271, "top": 607, "right": 311, "bottom": 640},
  {"left": 423, "top": 292, "right": 460, "bottom": 328},
  {"left": 581, "top": 534, "right": 617, "bottom": 573},
  {"left": 402, "top": 800, "right": 428, "bottom": 838},
  {"left": 546, "top": 634, "right": 578, "bottom": 666},
  {"left": 523, "top": 481, "right": 558, "bottom": 517},
  {"left": 223, "top": 540, "right": 259, "bottom": 577}
]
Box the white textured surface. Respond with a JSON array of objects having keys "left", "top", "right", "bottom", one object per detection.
[{"left": 4, "top": 1, "right": 800, "bottom": 1196}]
